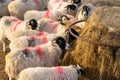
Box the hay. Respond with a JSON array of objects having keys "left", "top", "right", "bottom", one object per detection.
[
  {"left": 84, "top": 0, "right": 120, "bottom": 7},
  {"left": 61, "top": 6, "right": 120, "bottom": 80}
]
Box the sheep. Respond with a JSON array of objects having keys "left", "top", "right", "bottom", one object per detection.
[
  {"left": 0, "top": 0, "right": 12, "bottom": 17},
  {"left": 47, "top": 0, "right": 79, "bottom": 16},
  {"left": 76, "top": 3, "right": 96, "bottom": 28},
  {"left": 17, "top": 65, "right": 83, "bottom": 80},
  {"left": 8, "top": 0, "right": 48, "bottom": 20},
  {"left": 36, "top": 18, "right": 64, "bottom": 33},
  {"left": 36, "top": 14, "right": 77, "bottom": 33},
  {"left": 5, "top": 36, "right": 69, "bottom": 80},
  {"left": 9, "top": 31, "right": 66, "bottom": 52},
  {"left": 0, "top": 16, "right": 38, "bottom": 52},
  {"left": 24, "top": 10, "right": 64, "bottom": 21}
]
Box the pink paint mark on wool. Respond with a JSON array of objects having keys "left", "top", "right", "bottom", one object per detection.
[
  {"left": 56, "top": 67, "right": 65, "bottom": 80},
  {"left": 48, "top": 20, "right": 54, "bottom": 24},
  {"left": 50, "top": 23, "right": 59, "bottom": 32},
  {"left": 55, "top": 0, "right": 61, "bottom": 3},
  {"left": 37, "top": 32, "right": 45, "bottom": 36},
  {"left": 30, "top": 36, "right": 37, "bottom": 40},
  {"left": 42, "top": 37, "right": 47, "bottom": 43},
  {"left": 24, "top": 47, "right": 31, "bottom": 51},
  {"left": 45, "top": 10, "right": 50, "bottom": 18},
  {"left": 57, "top": 2, "right": 63, "bottom": 9},
  {"left": 13, "top": 21, "right": 22, "bottom": 31},
  {"left": 33, "top": 0, "right": 40, "bottom": 6},
  {"left": 13, "top": 18, "right": 22, "bottom": 31},
  {"left": 34, "top": 46, "right": 43, "bottom": 59},
  {"left": 56, "top": 67, "right": 63, "bottom": 74}
]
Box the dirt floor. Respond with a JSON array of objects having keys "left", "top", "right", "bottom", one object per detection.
[
  {"left": 0, "top": 45, "right": 7, "bottom": 80},
  {"left": 0, "top": 39, "right": 10, "bottom": 80}
]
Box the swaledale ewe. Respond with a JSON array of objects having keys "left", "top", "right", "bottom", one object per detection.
[
  {"left": 10, "top": 30, "right": 48, "bottom": 40},
  {"left": 18, "top": 65, "right": 83, "bottom": 80},
  {"left": 5, "top": 37, "right": 69, "bottom": 80},
  {"left": 0, "top": 16, "right": 38, "bottom": 52},
  {"left": 9, "top": 27, "right": 78, "bottom": 52},
  {"left": 36, "top": 14, "right": 77, "bottom": 33},
  {"left": 48, "top": 0, "right": 79, "bottom": 16},
  {"left": 76, "top": 3, "right": 96, "bottom": 28},
  {"left": 24, "top": 10, "right": 64, "bottom": 21},
  {"left": 8, "top": 0, "right": 48, "bottom": 20}
]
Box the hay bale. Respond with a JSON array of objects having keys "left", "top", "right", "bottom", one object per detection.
[
  {"left": 84, "top": 0, "right": 120, "bottom": 7},
  {"left": 61, "top": 6, "right": 120, "bottom": 80}
]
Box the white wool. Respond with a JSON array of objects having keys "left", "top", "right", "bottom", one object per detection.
[
  {"left": 76, "top": 3, "right": 96, "bottom": 28},
  {"left": 48, "top": 1, "right": 74, "bottom": 14},
  {"left": 0, "top": 0, "right": 11, "bottom": 16},
  {"left": 5, "top": 40, "right": 64, "bottom": 80},
  {"left": 9, "top": 30, "right": 40, "bottom": 40},
  {"left": 0, "top": 16, "right": 31, "bottom": 41},
  {"left": 24, "top": 10, "right": 63, "bottom": 21},
  {"left": 0, "top": 16, "right": 33, "bottom": 52},
  {"left": 18, "top": 65, "right": 79, "bottom": 80},
  {"left": 36, "top": 18, "right": 66, "bottom": 34},
  {"left": 9, "top": 31, "right": 66, "bottom": 52},
  {"left": 8, "top": 0, "right": 48, "bottom": 20}
]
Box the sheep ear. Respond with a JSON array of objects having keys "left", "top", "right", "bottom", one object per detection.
[
  {"left": 51, "top": 40, "right": 57, "bottom": 47},
  {"left": 70, "top": 64, "right": 76, "bottom": 68}
]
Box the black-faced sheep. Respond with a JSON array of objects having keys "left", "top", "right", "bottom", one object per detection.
[
  {"left": 5, "top": 37, "right": 69, "bottom": 80},
  {"left": 76, "top": 3, "right": 96, "bottom": 28},
  {"left": 18, "top": 65, "right": 83, "bottom": 80},
  {"left": 0, "top": 16, "right": 38, "bottom": 52}
]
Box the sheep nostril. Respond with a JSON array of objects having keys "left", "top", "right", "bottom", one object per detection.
[{"left": 65, "top": 43, "right": 69, "bottom": 49}]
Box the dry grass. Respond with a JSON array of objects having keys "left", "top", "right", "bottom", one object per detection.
[{"left": 61, "top": 6, "right": 120, "bottom": 80}]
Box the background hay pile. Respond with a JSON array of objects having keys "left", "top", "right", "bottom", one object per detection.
[
  {"left": 61, "top": 6, "right": 120, "bottom": 80},
  {"left": 85, "top": 0, "right": 120, "bottom": 7}
]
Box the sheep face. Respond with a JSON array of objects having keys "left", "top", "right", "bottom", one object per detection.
[
  {"left": 58, "top": 15, "right": 70, "bottom": 26},
  {"left": 52, "top": 37, "right": 69, "bottom": 50},
  {"left": 75, "top": 64, "right": 84, "bottom": 76},
  {"left": 28, "top": 19, "right": 38, "bottom": 30},
  {"left": 71, "top": 0, "right": 83, "bottom": 6},
  {"left": 65, "top": 3, "right": 78, "bottom": 15},
  {"left": 76, "top": 3, "right": 96, "bottom": 20},
  {"left": 65, "top": 28, "right": 79, "bottom": 43}
]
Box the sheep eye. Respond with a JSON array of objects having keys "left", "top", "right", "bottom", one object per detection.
[
  {"left": 70, "top": 5, "right": 76, "bottom": 10},
  {"left": 87, "top": 7, "right": 91, "bottom": 11}
]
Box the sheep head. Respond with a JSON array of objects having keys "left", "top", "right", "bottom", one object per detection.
[
  {"left": 76, "top": 3, "right": 96, "bottom": 20},
  {"left": 52, "top": 37, "right": 69, "bottom": 50},
  {"left": 28, "top": 19, "right": 38, "bottom": 30}
]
